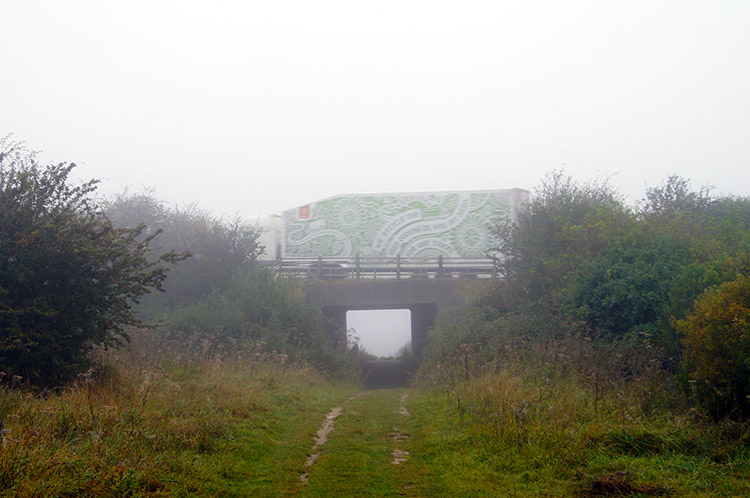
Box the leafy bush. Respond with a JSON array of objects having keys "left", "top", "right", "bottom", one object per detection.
[
  {"left": 0, "top": 139, "right": 180, "bottom": 386},
  {"left": 169, "top": 270, "right": 349, "bottom": 373},
  {"left": 572, "top": 229, "right": 690, "bottom": 340},
  {"left": 678, "top": 277, "right": 750, "bottom": 419}
]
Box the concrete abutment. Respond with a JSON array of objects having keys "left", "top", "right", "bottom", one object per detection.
[{"left": 303, "top": 280, "right": 481, "bottom": 385}]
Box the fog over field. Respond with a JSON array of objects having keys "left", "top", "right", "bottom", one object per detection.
[{"left": 2, "top": 1, "right": 749, "bottom": 220}]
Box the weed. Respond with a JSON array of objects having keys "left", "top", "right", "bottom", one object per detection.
[
  {"left": 407, "top": 329, "right": 750, "bottom": 497},
  {"left": 0, "top": 329, "right": 358, "bottom": 496}
]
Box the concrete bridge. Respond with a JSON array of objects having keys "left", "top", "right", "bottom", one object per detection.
[{"left": 303, "top": 278, "right": 480, "bottom": 362}]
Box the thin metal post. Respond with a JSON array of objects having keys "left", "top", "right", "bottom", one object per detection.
[
  {"left": 492, "top": 256, "right": 497, "bottom": 279},
  {"left": 396, "top": 254, "right": 401, "bottom": 280},
  {"left": 355, "top": 253, "right": 361, "bottom": 279},
  {"left": 317, "top": 256, "right": 323, "bottom": 279},
  {"left": 438, "top": 255, "right": 444, "bottom": 279}
]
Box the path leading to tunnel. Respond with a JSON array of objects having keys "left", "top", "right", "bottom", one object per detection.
[{"left": 296, "top": 388, "right": 422, "bottom": 497}]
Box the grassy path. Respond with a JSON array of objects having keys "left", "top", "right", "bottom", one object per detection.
[
  {"left": 295, "top": 388, "right": 413, "bottom": 497},
  {"left": 294, "top": 387, "right": 750, "bottom": 498},
  {"left": 6, "top": 370, "right": 748, "bottom": 497}
]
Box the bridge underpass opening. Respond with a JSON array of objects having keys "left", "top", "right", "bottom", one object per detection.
[
  {"left": 304, "top": 279, "right": 468, "bottom": 386},
  {"left": 338, "top": 305, "right": 436, "bottom": 389},
  {"left": 346, "top": 309, "right": 412, "bottom": 359}
]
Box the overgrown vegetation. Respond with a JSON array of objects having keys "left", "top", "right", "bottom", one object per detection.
[
  {"left": 4, "top": 136, "right": 750, "bottom": 495},
  {"left": 105, "top": 189, "right": 349, "bottom": 374},
  {"left": 0, "top": 329, "right": 358, "bottom": 496},
  {"left": 1, "top": 143, "right": 352, "bottom": 388},
  {"left": 411, "top": 172, "right": 750, "bottom": 495},
  {"left": 422, "top": 172, "right": 750, "bottom": 416},
  {"left": 404, "top": 370, "right": 750, "bottom": 497},
  {"left": 0, "top": 139, "right": 183, "bottom": 387},
  {"left": 678, "top": 277, "right": 750, "bottom": 420},
  {"left": 105, "top": 189, "right": 263, "bottom": 314}
]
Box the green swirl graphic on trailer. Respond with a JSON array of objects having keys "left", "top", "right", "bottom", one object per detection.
[{"left": 282, "top": 189, "right": 528, "bottom": 258}]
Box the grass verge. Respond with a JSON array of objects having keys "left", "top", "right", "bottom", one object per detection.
[
  {"left": 400, "top": 371, "right": 750, "bottom": 497},
  {"left": 0, "top": 349, "right": 358, "bottom": 497}
]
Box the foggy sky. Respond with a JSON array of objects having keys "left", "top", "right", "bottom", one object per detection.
[
  {"left": 4, "top": 1, "right": 749, "bottom": 358},
  {"left": 3, "top": 1, "right": 749, "bottom": 219}
]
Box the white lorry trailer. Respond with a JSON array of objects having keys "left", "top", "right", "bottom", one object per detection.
[{"left": 252, "top": 188, "right": 529, "bottom": 263}]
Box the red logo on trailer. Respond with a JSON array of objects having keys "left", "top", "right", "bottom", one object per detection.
[{"left": 298, "top": 205, "right": 311, "bottom": 219}]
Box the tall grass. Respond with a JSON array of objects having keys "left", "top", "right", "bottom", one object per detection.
[
  {"left": 0, "top": 328, "right": 354, "bottom": 497},
  {"left": 411, "top": 315, "right": 750, "bottom": 495}
]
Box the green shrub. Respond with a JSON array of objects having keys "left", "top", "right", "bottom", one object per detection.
[
  {"left": 678, "top": 277, "right": 750, "bottom": 419},
  {"left": 0, "top": 139, "right": 181, "bottom": 387},
  {"left": 168, "top": 270, "right": 350, "bottom": 373},
  {"left": 572, "top": 229, "right": 690, "bottom": 340}
]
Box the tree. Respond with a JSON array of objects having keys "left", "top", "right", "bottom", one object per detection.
[
  {"left": 641, "top": 174, "right": 713, "bottom": 220},
  {"left": 104, "top": 190, "right": 345, "bottom": 371},
  {"left": 494, "top": 171, "right": 632, "bottom": 316},
  {"left": 0, "top": 139, "right": 181, "bottom": 386},
  {"left": 105, "top": 190, "right": 262, "bottom": 313}
]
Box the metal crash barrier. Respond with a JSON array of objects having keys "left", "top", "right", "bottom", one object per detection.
[{"left": 275, "top": 255, "right": 497, "bottom": 280}]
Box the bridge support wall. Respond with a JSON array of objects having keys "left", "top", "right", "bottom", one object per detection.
[{"left": 304, "top": 280, "right": 476, "bottom": 360}]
